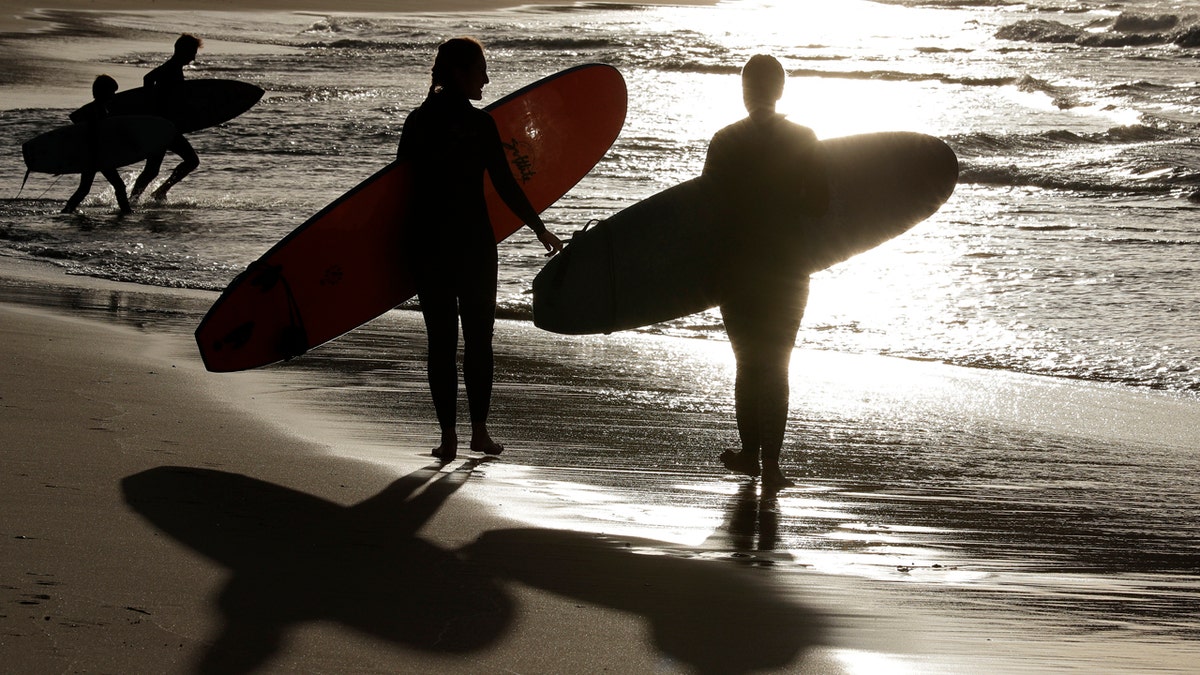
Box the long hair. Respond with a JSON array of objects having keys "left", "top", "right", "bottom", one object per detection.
[{"left": 429, "top": 37, "right": 484, "bottom": 96}]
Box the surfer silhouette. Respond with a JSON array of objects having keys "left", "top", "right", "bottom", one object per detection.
[
  {"left": 62, "top": 74, "right": 132, "bottom": 215},
  {"left": 130, "top": 33, "right": 202, "bottom": 202},
  {"left": 397, "top": 37, "right": 563, "bottom": 462},
  {"left": 704, "top": 54, "right": 828, "bottom": 490}
]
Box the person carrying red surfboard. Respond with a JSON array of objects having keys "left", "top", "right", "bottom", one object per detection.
[{"left": 397, "top": 37, "right": 564, "bottom": 463}]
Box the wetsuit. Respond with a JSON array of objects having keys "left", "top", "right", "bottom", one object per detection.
[
  {"left": 397, "top": 90, "right": 547, "bottom": 433},
  {"left": 64, "top": 98, "right": 130, "bottom": 213},
  {"left": 131, "top": 55, "right": 199, "bottom": 197},
  {"left": 702, "top": 113, "right": 828, "bottom": 460}
]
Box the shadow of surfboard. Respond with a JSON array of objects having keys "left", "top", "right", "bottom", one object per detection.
[{"left": 123, "top": 461, "right": 825, "bottom": 673}]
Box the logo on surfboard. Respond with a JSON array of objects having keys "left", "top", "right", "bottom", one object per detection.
[{"left": 502, "top": 137, "right": 536, "bottom": 183}]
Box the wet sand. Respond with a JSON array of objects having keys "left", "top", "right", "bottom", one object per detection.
[
  {"left": 3, "top": 257, "right": 1198, "bottom": 674},
  {"left": 0, "top": 259, "right": 839, "bottom": 673}
]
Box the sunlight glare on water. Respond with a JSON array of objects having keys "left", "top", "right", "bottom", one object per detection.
[{"left": 1, "top": 0, "right": 1197, "bottom": 395}]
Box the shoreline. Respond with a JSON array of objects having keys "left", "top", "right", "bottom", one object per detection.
[{"left": 3, "top": 254, "right": 1200, "bottom": 672}]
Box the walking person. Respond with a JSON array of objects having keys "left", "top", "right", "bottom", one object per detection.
[
  {"left": 705, "top": 54, "right": 829, "bottom": 489},
  {"left": 62, "top": 74, "right": 132, "bottom": 215},
  {"left": 130, "top": 33, "right": 202, "bottom": 202}
]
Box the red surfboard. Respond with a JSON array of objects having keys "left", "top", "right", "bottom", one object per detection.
[{"left": 196, "top": 64, "right": 626, "bottom": 372}]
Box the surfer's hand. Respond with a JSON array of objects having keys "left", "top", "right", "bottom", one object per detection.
[{"left": 538, "top": 229, "right": 563, "bottom": 257}]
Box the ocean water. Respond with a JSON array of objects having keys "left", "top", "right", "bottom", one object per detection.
[{"left": 1, "top": 0, "right": 1198, "bottom": 398}]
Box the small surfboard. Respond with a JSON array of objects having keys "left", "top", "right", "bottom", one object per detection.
[
  {"left": 108, "top": 79, "right": 264, "bottom": 134},
  {"left": 21, "top": 116, "right": 177, "bottom": 174},
  {"left": 196, "top": 64, "right": 627, "bottom": 372},
  {"left": 532, "top": 132, "right": 958, "bottom": 335}
]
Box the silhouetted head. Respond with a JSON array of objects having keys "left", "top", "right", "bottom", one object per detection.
[
  {"left": 742, "top": 54, "right": 785, "bottom": 117},
  {"left": 430, "top": 37, "right": 489, "bottom": 100},
  {"left": 92, "top": 74, "right": 118, "bottom": 101},
  {"left": 174, "top": 33, "right": 202, "bottom": 63}
]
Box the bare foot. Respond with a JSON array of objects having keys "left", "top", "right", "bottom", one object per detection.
[
  {"left": 470, "top": 436, "right": 505, "bottom": 456},
  {"left": 761, "top": 468, "right": 794, "bottom": 491},
  {"left": 470, "top": 425, "right": 504, "bottom": 455},
  {"left": 719, "top": 449, "right": 761, "bottom": 478},
  {"left": 431, "top": 431, "right": 457, "bottom": 462}
]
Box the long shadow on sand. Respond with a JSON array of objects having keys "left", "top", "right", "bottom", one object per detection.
[{"left": 123, "top": 463, "right": 824, "bottom": 674}]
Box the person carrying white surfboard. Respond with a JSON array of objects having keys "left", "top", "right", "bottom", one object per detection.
[
  {"left": 397, "top": 37, "right": 564, "bottom": 463},
  {"left": 62, "top": 74, "right": 132, "bottom": 215},
  {"left": 706, "top": 54, "right": 829, "bottom": 490},
  {"left": 130, "top": 33, "right": 203, "bottom": 202}
]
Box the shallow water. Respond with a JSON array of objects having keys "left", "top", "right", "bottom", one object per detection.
[{"left": 1, "top": 0, "right": 1198, "bottom": 394}]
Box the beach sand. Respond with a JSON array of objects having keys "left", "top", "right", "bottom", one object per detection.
[
  {"left": 3, "top": 257, "right": 1199, "bottom": 674},
  {"left": 0, "top": 259, "right": 835, "bottom": 674},
  {"left": 0, "top": 257, "right": 878, "bottom": 674}
]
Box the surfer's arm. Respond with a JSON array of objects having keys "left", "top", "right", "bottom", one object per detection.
[
  {"left": 143, "top": 59, "right": 182, "bottom": 88},
  {"left": 68, "top": 105, "right": 89, "bottom": 125},
  {"left": 482, "top": 117, "right": 562, "bottom": 254},
  {"left": 143, "top": 64, "right": 162, "bottom": 87},
  {"left": 69, "top": 100, "right": 104, "bottom": 126},
  {"left": 791, "top": 135, "right": 829, "bottom": 216},
  {"left": 396, "top": 110, "right": 419, "bottom": 162}
]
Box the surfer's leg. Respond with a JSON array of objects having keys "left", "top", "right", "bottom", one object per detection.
[
  {"left": 759, "top": 278, "right": 808, "bottom": 490},
  {"left": 131, "top": 149, "right": 165, "bottom": 200},
  {"left": 419, "top": 284, "right": 460, "bottom": 460},
  {"left": 152, "top": 137, "right": 199, "bottom": 200},
  {"left": 63, "top": 172, "right": 96, "bottom": 213},
  {"left": 461, "top": 257, "right": 503, "bottom": 455},
  {"left": 721, "top": 277, "right": 807, "bottom": 487},
  {"left": 720, "top": 299, "right": 764, "bottom": 477},
  {"left": 757, "top": 352, "right": 793, "bottom": 490},
  {"left": 100, "top": 167, "right": 131, "bottom": 214}
]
